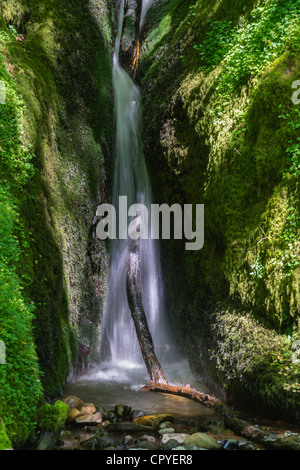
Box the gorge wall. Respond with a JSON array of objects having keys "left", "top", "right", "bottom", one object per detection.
[
  {"left": 138, "top": 0, "right": 300, "bottom": 419},
  {"left": 0, "top": 0, "right": 114, "bottom": 445}
]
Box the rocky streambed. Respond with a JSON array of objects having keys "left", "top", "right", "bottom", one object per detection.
[{"left": 34, "top": 395, "right": 300, "bottom": 451}]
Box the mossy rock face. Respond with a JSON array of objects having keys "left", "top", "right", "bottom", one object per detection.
[
  {"left": 138, "top": 0, "right": 300, "bottom": 416},
  {"left": 0, "top": 0, "right": 114, "bottom": 446}
]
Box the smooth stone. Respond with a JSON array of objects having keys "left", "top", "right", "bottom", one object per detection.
[
  {"left": 66, "top": 408, "right": 81, "bottom": 424},
  {"left": 184, "top": 433, "right": 220, "bottom": 450},
  {"left": 160, "top": 421, "right": 174, "bottom": 429},
  {"left": 80, "top": 435, "right": 110, "bottom": 450},
  {"left": 124, "top": 435, "right": 134, "bottom": 445},
  {"left": 158, "top": 428, "right": 175, "bottom": 436},
  {"left": 163, "top": 439, "right": 185, "bottom": 450},
  {"left": 107, "top": 422, "right": 154, "bottom": 433},
  {"left": 133, "top": 414, "right": 174, "bottom": 428},
  {"left": 75, "top": 412, "right": 103, "bottom": 425},
  {"left": 133, "top": 441, "right": 161, "bottom": 450},
  {"left": 161, "top": 433, "right": 189, "bottom": 445},
  {"left": 61, "top": 396, "right": 83, "bottom": 410},
  {"left": 139, "top": 435, "right": 157, "bottom": 444},
  {"left": 80, "top": 403, "right": 97, "bottom": 415}
]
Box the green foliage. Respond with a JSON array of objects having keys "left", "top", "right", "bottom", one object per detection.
[
  {"left": 0, "top": 419, "right": 12, "bottom": 450},
  {"left": 0, "top": 186, "right": 43, "bottom": 445},
  {"left": 278, "top": 107, "right": 300, "bottom": 178},
  {"left": 37, "top": 400, "right": 69, "bottom": 432},
  {"left": 194, "top": 20, "right": 236, "bottom": 67},
  {"left": 194, "top": 0, "right": 300, "bottom": 95},
  {"left": 0, "top": 29, "right": 35, "bottom": 186}
]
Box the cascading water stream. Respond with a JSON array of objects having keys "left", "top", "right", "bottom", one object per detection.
[{"left": 101, "top": 0, "right": 177, "bottom": 371}]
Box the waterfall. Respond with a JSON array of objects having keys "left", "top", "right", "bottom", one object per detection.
[{"left": 101, "top": 0, "right": 176, "bottom": 369}]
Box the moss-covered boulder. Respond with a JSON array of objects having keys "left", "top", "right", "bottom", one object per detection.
[
  {"left": 37, "top": 400, "right": 69, "bottom": 433},
  {"left": 184, "top": 433, "right": 220, "bottom": 450},
  {"left": 133, "top": 414, "right": 174, "bottom": 428}
]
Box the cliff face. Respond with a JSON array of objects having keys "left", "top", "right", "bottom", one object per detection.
[
  {"left": 139, "top": 0, "right": 300, "bottom": 418},
  {"left": 0, "top": 0, "right": 114, "bottom": 444}
]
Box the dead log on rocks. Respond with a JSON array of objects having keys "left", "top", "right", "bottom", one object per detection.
[
  {"left": 224, "top": 415, "right": 300, "bottom": 450},
  {"left": 126, "top": 213, "right": 167, "bottom": 385},
  {"left": 141, "top": 382, "right": 222, "bottom": 409}
]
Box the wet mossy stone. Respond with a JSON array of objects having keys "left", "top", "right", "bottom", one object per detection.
[
  {"left": 133, "top": 414, "right": 174, "bottom": 428},
  {"left": 184, "top": 433, "right": 220, "bottom": 450}
]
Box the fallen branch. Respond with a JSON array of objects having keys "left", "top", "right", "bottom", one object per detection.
[{"left": 140, "top": 382, "right": 222, "bottom": 409}]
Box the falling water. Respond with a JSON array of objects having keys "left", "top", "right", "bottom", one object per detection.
[{"left": 101, "top": 0, "right": 177, "bottom": 370}]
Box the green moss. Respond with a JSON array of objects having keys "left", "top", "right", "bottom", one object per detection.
[
  {"left": 37, "top": 400, "right": 69, "bottom": 433},
  {"left": 0, "top": 419, "right": 12, "bottom": 450}
]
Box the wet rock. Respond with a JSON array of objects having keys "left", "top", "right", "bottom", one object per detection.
[
  {"left": 75, "top": 412, "right": 103, "bottom": 426},
  {"left": 67, "top": 408, "right": 81, "bottom": 424},
  {"left": 131, "top": 410, "right": 144, "bottom": 419},
  {"left": 107, "top": 422, "right": 154, "bottom": 433},
  {"left": 140, "top": 435, "right": 156, "bottom": 444},
  {"left": 37, "top": 430, "right": 61, "bottom": 450},
  {"left": 163, "top": 439, "right": 185, "bottom": 450},
  {"left": 133, "top": 414, "right": 174, "bottom": 428},
  {"left": 80, "top": 403, "right": 97, "bottom": 415},
  {"left": 158, "top": 428, "right": 175, "bottom": 436},
  {"left": 102, "top": 420, "right": 111, "bottom": 428},
  {"left": 80, "top": 435, "right": 111, "bottom": 450},
  {"left": 102, "top": 410, "right": 116, "bottom": 422},
  {"left": 160, "top": 421, "right": 174, "bottom": 429},
  {"left": 131, "top": 441, "right": 161, "bottom": 450},
  {"left": 184, "top": 433, "right": 220, "bottom": 450},
  {"left": 161, "top": 433, "right": 189, "bottom": 445},
  {"left": 61, "top": 396, "right": 83, "bottom": 410},
  {"left": 114, "top": 404, "right": 133, "bottom": 420},
  {"left": 238, "top": 440, "right": 256, "bottom": 450},
  {"left": 222, "top": 439, "right": 240, "bottom": 450},
  {"left": 124, "top": 435, "right": 134, "bottom": 446}
]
